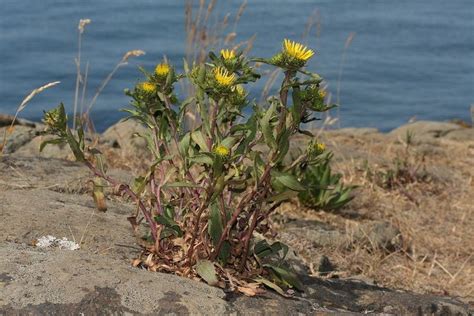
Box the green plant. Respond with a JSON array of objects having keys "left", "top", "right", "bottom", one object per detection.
[
  {"left": 42, "top": 39, "right": 337, "bottom": 294},
  {"left": 297, "top": 151, "right": 355, "bottom": 210}
]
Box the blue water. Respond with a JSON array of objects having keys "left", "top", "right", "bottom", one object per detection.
[{"left": 1, "top": 0, "right": 473, "bottom": 132}]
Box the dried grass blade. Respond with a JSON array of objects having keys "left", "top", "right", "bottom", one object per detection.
[{"left": 1, "top": 81, "right": 60, "bottom": 155}]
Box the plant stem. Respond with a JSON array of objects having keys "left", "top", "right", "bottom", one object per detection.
[
  {"left": 239, "top": 208, "right": 259, "bottom": 272},
  {"left": 186, "top": 193, "right": 212, "bottom": 264},
  {"left": 211, "top": 164, "right": 272, "bottom": 261},
  {"left": 84, "top": 160, "right": 158, "bottom": 241}
]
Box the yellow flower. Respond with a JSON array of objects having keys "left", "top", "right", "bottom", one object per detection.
[
  {"left": 234, "top": 85, "right": 246, "bottom": 96},
  {"left": 220, "top": 49, "right": 236, "bottom": 60},
  {"left": 318, "top": 89, "right": 327, "bottom": 98},
  {"left": 214, "top": 145, "right": 230, "bottom": 157},
  {"left": 308, "top": 141, "right": 325, "bottom": 156},
  {"left": 155, "top": 63, "right": 171, "bottom": 77},
  {"left": 311, "top": 142, "right": 326, "bottom": 155},
  {"left": 140, "top": 82, "right": 156, "bottom": 93},
  {"left": 214, "top": 67, "right": 236, "bottom": 87},
  {"left": 314, "top": 142, "right": 326, "bottom": 152},
  {"left": 283, "top": 39, "right": 314, "bottom": 62}
]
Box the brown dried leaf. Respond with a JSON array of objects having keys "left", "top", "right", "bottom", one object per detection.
[
  {"left": 127, "top": 216, "right": 139, "bottom": 233},
  {"left": 144, "top": 253, "right": 154, "bottom": 267},
  {"left": 237, "top": 286, "right": 258, "bottom": 297}
]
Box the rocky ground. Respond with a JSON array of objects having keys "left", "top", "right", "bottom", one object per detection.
[{"left": 0, "top": 115, "right": 473, "bottom": 315}]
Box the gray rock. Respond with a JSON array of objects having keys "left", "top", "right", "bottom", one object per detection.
[
  {"left": 0, "top": 125, "right": 42, "bottom": 154},
  {"left": 13, "top": 133, "right": 74, "bottom": 159},
  {"left": 0, "top": 155, "right": 132, "bottom": 194},
  {"left": 444, "top": 128, "right": 474, "bottom": 142},
  {"left": 0, "top": 114, "right": 38, "bottom": 128},
  {"left": 0, "top": 118, "right": 76, "bottom": 159},
  {"left": 285, "top": 248, "right": 311, "bottom": 275},
  {"left": 0, "top": 243, "right": 229, "bottom": 315},
  {"left": 280, "top": 219, "right": 403, "bottom": 252},
  {"left": 301, "top": 275, "right": 471, "bottom": 315},
  {"left": 327, "top": 127, "right": 380, "bottom": 136},
  {"left": 282, "top": 219, "right": 348, "bottom": 248},
  {"left": 101, "top": 119, "right": 148, "bottom": 154},
  {"left": 389, "top": 121, "right": 462, "bottom": 141}
]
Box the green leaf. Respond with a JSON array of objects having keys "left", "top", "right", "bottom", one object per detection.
[
  {"left": 188, "top": 154, "right": 213, "bottom": 166},
  {"left": 57, "top": 103, "right": 68, "bottom": 130},
  {"left": 275, "top": 127, "right": 291, "bottom": 163},
  {"left": 254, "top": 277, "right": 288, "bottom": 297},
  {"left": 260, "top": 102, "right": 277, "bottom": 149},
  {"left": 208, "top": 203, "right": 223, "bottom": 244},
  {"left": 154, "top": 214, "right": 183, "bottom": 238},
  {"left": 39, "top": 138, "right": 64, "bottom": 152},
  {"left": 254, "top": 240, "right": 278, "bottom": 258},
  {"left": 234, "top": 116, "right": 257, "bottom": 156},
  {"left": 221, "top": 136, "right": 237, "bottom": 149},
  {"left": 291, "top": 85, "right": 302, "bottom": 124},
  {"left": 191, "top": 130, "right": 208, "bottom": 151},
  {"left": 132, "top": 176, "right": 146, "bottom": 195},
  {"left": 263, "top": 264, "right": 304, "bottom": 291},
  {"left": 252, "top": 152, "right": 265, "bottom": 180},
  {"left": 271, "top": 170, "right": 305, "bottom": 191},
  {"left": 266, "top": 190, "right": 298, "bottom": 203},
  {"left": 66, "top": 128, "right": 85, "bottom": 162},
  {"left": 163, "top": 205, "right": 175, "bottom": 220},
  {"left": 207, "top": 202, "right": 230, "bottom": 263},
  {"left": 254, "top": 240, "right": 288, "bottom": 260},
  {"left": 178, "top": 132, "right": 191, "bottom": 156},
  {"left": 195, "top": 260, "right": 219, "bottom": 286}
]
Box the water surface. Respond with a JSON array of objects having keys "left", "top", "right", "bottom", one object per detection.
[{"left": 1, "top": 0, "right": 473, "bottom": 131}]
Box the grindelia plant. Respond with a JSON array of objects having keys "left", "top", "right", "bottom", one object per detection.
[{"left": 42, "top": 39, "right": 336, "bottom": 294}]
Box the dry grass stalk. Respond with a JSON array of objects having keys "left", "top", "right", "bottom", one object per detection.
[
  {"left": 183, "top": 0, "right": 251, "bottom": 130},
  {"left": 85, "top": 50, "right": 145, "bottom": 118},
  {"left": 79, "top": 61, "right": 90, "bottom": 116},
  {"left": 0, "top": 81, "right": 60, "bottom": 155},
  {"left": 302, "top": 10, "right": 320, "bottom": 44},
  {"left": 335, "top": 32, "right": 356, "bottom": 127},
  {"left": 73, "top": 19, "right": 91, "bottom": 130},
  {"left": 78, "top": 18, "right": 91, "bottom": 34}
]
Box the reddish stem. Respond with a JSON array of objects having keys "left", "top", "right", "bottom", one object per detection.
[{"left": 84, "top": 160, "right": 158, "bottom": 241}]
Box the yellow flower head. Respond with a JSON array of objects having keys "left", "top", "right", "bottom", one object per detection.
[
  {"left": 214, "top": 67, "right": 236, "bottom": 87},
  {"left": 43, "top": 108, "right": 61, "bottom": 128},
  {"left": 234, "top": 85, "right": 246, "bottom": 96},
  {"left": 314, "top": 142, "right": 326, "bottom": 152},
  {"left": 283, "top": 39, "right": 314, "bottom": 62},
  {"left": 220, "top": 49, "right": 236, "bottom": 60},
  {"left": 214, "top": 145, "right": 230, "bottom": 158},
  {"left": 155, "top": 63, "right": 171, "bottom": 77},
  {"left": 139, "top": 81, "right": 156, "bottom": 93},
  {"left": 308, "top": 141, "right": 325, "bottom": 156},
  {"left": 318, "top": 89, "right": 327, "bottom": 98}
]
